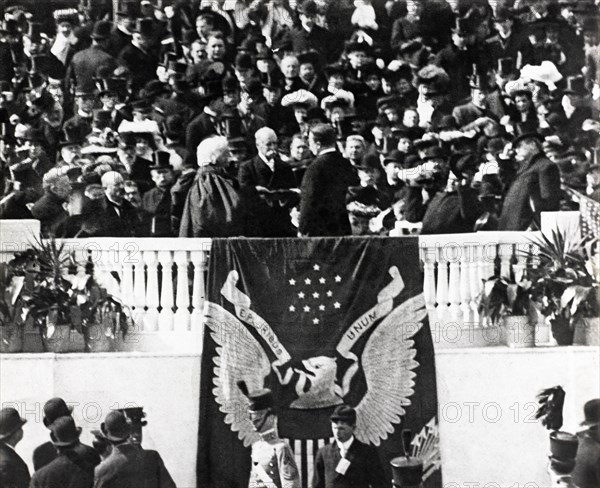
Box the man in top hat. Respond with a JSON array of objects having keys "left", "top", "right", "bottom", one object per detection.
[
  {"left": 63, "top": 89, "right": 96, "bottom": 140},
  {"left": 237, "top": 382, "right": 300, "bottom": 488},
  {"left": 498, "top": 133, "right": 561, "bottom": 230},
  {"left": 313, "top": 404, "right": 386, "bottom": 488},
  {"left": 142, "top": 150, "right": 175, "bottom": 237},
  {"left": 299, "top": 123, "right": 360, "bottom": 236},
  {"left": 572, "top": 399, "right": 600, "bottom": 488},
  {"left": 67, "top": 20, "right": 118, "bottom": 94},
  {"left": 0, "top": 407, "right": 30, "bottom": 488},
  {"left": 561, "top": 75, "right": 593, "bottom": 145},
  {"left": 30, "top": 415, "right": 100, "bottom": 488},
  {"left": 119, "top": 18, "right": 160, "bottom": 95},
  {"left": 452, "top": 72, "right": 498, "bottom": 129},
  {"left": 94, "top": 410, "right": 175, "bottom": 488},
  {"left": 239, "top": 127, "right": 298, "bottom": 237},
  {"left": 287, "top": 0, "right": 334, "bottom": 63},
  {"left": 485, "top": 6, "right": 533, "bottom": 70},
  {"left": 434, "top": 17, "right": 481, "bottom": 104}
]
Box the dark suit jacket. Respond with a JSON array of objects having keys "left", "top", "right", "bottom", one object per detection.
[
  {"left": 67, "top": 45, "right": 118, "bottom": 93},
  {"left": 299, "top": 150, "right": 359, "bottom": 236},
  {"left": 81, "top": 197, "right": 142, "bottom": 238},
  {"left": 498, "top": 152, "right": 561, "bottom": 230},
  {"left": 30, "top": 191, "right": 69, "bottom": 237},
  {"left": 33, "top": 440, "right": 100, "bottom": 472},
  {"left": 30, "top": 443, "right": 100, "bottom": 488},
  {"left": 312, "top": 439, "right": 387, "bottom": 488},
  {"left": 142, "top": 186, "right": 173, "bottom": 237},
  {"left": 287, "top": 26, "right": 334, "bottom": 63},
  {"left": 0, "top": 442, "right": 30, "bottom": 488},
  {"left": 238, "top": 155, "right": 298, "bottom": 237},
  {"left": 93, "top": 443, "right": 175, "bottom": 488},
  {"left": 452, "top": 102, "right": 498, "bottom": 129},
  {"left": 118, "top": 44, "right": 159, "bottom": 94}
]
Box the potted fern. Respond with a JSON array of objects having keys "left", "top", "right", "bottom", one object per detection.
[
  {"left": 19, "top": 239, "right": 131, "bottom": 353},
  {"left": 526, "top": 229, "right": 599, "bottom": 346},
  {"left": 478, "top": 275, "right": 535, "bottom": 347}
]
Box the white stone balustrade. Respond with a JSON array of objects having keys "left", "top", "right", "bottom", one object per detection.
[
  {"left": 0, "top": 220, "right": 571, "bottom": 351},
  {"left": 419, "top": 231, "right": 542, "bottom": 347}
]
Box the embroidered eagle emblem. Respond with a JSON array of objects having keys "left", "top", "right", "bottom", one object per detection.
[{"left": 204, "top": 268, "right": 427, "bottom": 447}]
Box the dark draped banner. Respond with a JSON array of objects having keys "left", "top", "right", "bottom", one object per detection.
[{"left": 197, "top": 237, "right": 441, "bottom": 487}]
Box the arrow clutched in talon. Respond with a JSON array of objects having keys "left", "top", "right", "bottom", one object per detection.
[{"left": 221, "top": 270, "right": 251, "bottom": 308}]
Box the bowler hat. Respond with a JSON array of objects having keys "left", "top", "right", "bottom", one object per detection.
[
  {"left": 324, "top": 63, "right": 345, "bottom": 79},
  {"left": 91, "top": 20, "right": 112, "bottom": 40},
  {"left": 43, "top": 398, "right": 73, "bottom": 427},
  {"left": 97, "top": 77, "right": 128, "bottom": 97},
  {"left": 357, "top": 153, "right": 382, "bottom": 171},
  {"left": 421, "top": 145, "right": 446, "bottom": 161},
  {"left": 49, "top": 416, "right": 81, "bottom": 447},
  {"left": 297, "top": 0, "right": 318, "bottom": 16},
  {"left": 101, "top": 411, "right": 131, "bottom": 442},
  {"left": 59, "top": 126, "right": 86, "bottom": 148},
  {"left": 235, "top": 53, "right": 253, "bottom": 71},
  {"left": 141, "top": 80, "right": 169, "bottom": 99},
  {"left": 383, "top": 149, "right": 405, "bottom": 166},
  {"left": 512, "top": 132, "right": 544, "bottom": 146},
  {"left": 149, "top": 150, "right": 172, "bottom": 170},
  {"left": 237, "top": 381, "right": 273, "bottom": 411},
  {"left": 563, "top": 75, "right": 587, "bottom": 96},
  {"left": 330, "top": 405, "right": 357, "bottom": 424},
  {"left": 0, "top": 408, "right": 26, "bottom": 440},
  {"left": 132, "top": 17, "right": 154, "bottom": 37},
  {"left": 297, "top": 50, "right": 320, "bottom": 67},
  {"left": 243, "top": 77, "right": 263, "bottom": 98},
  {"left": 25, "top": 22, "right": 44, "bottom": 44},
  {"left": 497, "top": 57, "right": 516, "bottom": 77},
  {"left": 222, "top": 75, "right": 240, "bottom": 94},
  {"left": 345, "top": 40, "right": 373, "bottom": 56},
  {"left": 93, "top": 109, "right": 112, "bottom": 129},
  {"left": 581, "top": 399, "right": 600, "bottom": 426}
]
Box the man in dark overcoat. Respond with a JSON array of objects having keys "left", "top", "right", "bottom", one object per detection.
[
  {"left": 299, "top": 124, "right": 359, "bottom": 236},
  {"left": 498, "top": 133, "right": 561, "bottom": 230}
]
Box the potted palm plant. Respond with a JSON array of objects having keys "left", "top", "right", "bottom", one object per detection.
[
  {"left": 526, "top": 229, "right": 599, "bottom": 346},
  {"left": 478, "top": 275, "right": 535, "bottom": 347},
  {"left": 0, "top": 252, "right": 34, "bottom": 353},
  {"left": 19, "top": 238, "right": 131, "bottom": 353}
]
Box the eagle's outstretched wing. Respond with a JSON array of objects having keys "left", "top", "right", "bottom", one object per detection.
[
  {"left": 354, "top": 293, "right": 427, "bottom": 446},
  {"left": 204, "top": 301, "right": 271, "bottom": 447}
]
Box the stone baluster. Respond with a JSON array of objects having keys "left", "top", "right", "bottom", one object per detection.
[
  {"left": 120, "top": 245, "right": 135, "bottom": 327},
  {"left": 144, "top": 250, "right": 160, "bottom": 332},
  {"left": 421, "top": 246, "right": 437, "bottom": 315},
  {"left": 435, "top": 245, "right": 449, "bottom": 323},
  {"left": 458, "top": 244, "right": 472, "bottom": 323},
  {"left": 174, "top": 251, "right": 191, "bottom": 332},
  {"left": 190, "top": 250, "right": 206, "bottom": 332},
  {"left": 498, "top": 242, "right": 514, "bottom": 279},
  {"left": 447, "top": 245, "right": 462, "bottom": 321},
  {"left": 158, "top": 251, "right": 175, "bottom": 332},
  {"left": 132, "top": 249, "right": 147, "bottom": 330},
  {"left": 469, "top": 244, "right": 482, "bottom": 324}
]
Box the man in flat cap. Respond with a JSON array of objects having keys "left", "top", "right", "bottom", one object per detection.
[
  {"left": 0, "top": 407, "right": 30, "bottom": 488},
  {"left": 238, "top": 382, "right": 300, "bottom": 488},
  {"left": 313, "top": 404, "right": 386, "bottom": 488}
]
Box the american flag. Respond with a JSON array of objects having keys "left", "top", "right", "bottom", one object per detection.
[{"left": 565, "top": 188, "right": 600, "bottom": 240}]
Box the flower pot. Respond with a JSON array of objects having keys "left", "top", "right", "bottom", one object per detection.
[
  {"left": 503, "top": 315, "right": 535, "bottom": 348},
  {"left": 41, "top": 324, "right": 85, "bottom": 353},
  {"left": 84, "top": 322, "right": 115, "bottom": 353},
  {"left": 573, "top": 317, "right": 600, "bottom": 346},
  {"left": 0, "top": 325, "right": 24, "bottom": 353},
  {"left": 549, "top": 431, "right": 579, "bottom": 463},
  {"left": 550, "top": 317, "right": 575, "bottom": 345}
]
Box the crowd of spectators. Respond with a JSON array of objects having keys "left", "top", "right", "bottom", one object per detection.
[{"left": 0, "top": 0, "right": 598, "bottom": 238}]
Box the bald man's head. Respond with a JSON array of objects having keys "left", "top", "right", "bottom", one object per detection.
[{"left": 101, "top": 171, "right": 125, "bottom": 204}]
